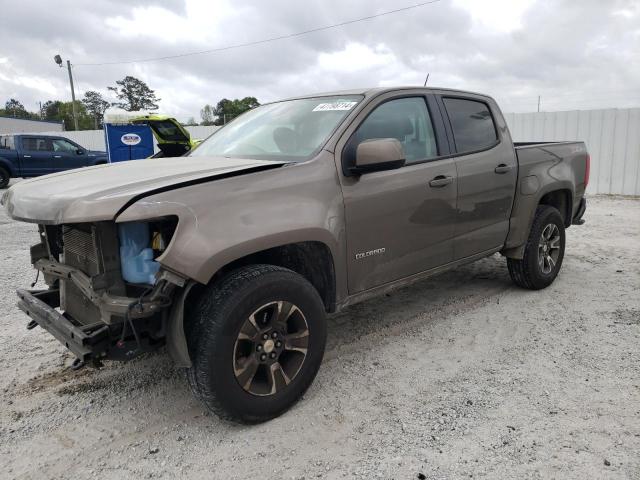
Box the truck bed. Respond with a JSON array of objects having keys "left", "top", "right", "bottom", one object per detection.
[
  {"left": 502, "top": 140, "right": 589, "bottom": 256},
  {"left": 513, "top": 141, "right": 583, "bottom": 149}
]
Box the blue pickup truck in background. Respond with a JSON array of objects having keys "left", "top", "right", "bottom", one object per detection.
[{"left": 0, "top": 134, "right": 108, "bottom": 188}]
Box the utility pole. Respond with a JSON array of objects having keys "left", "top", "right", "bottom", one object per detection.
[
  {"left": 54, "top": 55, "right": 79, "bottom": 131},
  {"left": 66, "top": 60, "right": 79, "bottom": 131},
  {"left": 537, "top": 95, "right": 541, "bottom": 113}
]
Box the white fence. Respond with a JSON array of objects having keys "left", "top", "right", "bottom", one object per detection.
[
  {"left": 20, "top": 107, "right": 640, "bottom": 196},
  {"left": 33, "top": 125, "right": 220, "bottom": 153},
  {"left": 504, "top": 108, "right": 640, "bottom": 195},
  {"left": 0, "top": 116, "right": 64, "bottom": 134}
]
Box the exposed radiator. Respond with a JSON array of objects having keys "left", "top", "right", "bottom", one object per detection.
[
  {"left": 61, "top": 225, "right": 102, "bottom": 325},
  {"left": 62, "top": 225, "right": 100, "bottom": 276}
]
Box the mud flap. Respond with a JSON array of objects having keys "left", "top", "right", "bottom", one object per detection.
[
  {"left": 572, "top": 197, "right": 587, "bottom": 225},
  {"left": 166, "top": 281, "right": 196, "bottom": 368}
]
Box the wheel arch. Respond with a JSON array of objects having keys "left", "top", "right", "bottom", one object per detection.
[
  {"left": 167, "top": 240, "right": 337, "bottom": 368},
  {"left": 503, "top": 184, "right": 573, "bottom": 259},
  {"left": 207, "top": 241, "right": 337, "bottom": 313},
  {"left": 0, "top": 158, "right": 15, "bottom": 176},
  {"left": 538, "top": 188, "right": 573, "bottom": 227}
]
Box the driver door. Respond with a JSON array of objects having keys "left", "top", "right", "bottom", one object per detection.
[
  {"left": 50, "top": 138, "right": 88, "bottom": 172},
  {"left": 339, "top": 95, "right": 458, "bottom": 294}
]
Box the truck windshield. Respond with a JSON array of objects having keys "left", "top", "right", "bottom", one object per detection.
[{"left": 190, "top": 95, "right": 363, "bottom": 161}]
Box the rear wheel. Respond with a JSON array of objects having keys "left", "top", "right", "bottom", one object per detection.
[
  {"left": 186, "top": 264, "right": 327, "bottom": 423},
  {"left": 0, "top": 167, "right": 10, "bottom": 189},
  {"left": 507, "top": 205, "right": 566, "bottom": 290}
]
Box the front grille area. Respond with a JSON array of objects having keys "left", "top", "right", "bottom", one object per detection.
[{"left": 62, "top": 225, "right": 100, "bottom": 276}]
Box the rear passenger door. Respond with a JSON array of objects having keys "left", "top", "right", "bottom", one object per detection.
[
  {"left": 19, "top": 136, "right": 54, "bottom": 176},
  {"left": 339, "top": 94, "right": 458, "bottom": 293},
  {"left": 439, "top": 96, "right": 517, "bottom": 259}
]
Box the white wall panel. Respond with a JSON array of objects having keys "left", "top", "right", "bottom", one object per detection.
[
  {"left": 623, "top": 110, "right": 640, "bottom": 196},
  {"left": 0, "top": 116, "right": 63, "bottom": 134},
  {"left": 506, "top": 107, "right": 640, "bottom": 195}
]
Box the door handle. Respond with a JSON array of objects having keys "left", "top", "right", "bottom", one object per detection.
[
  {"left": 429, "top": 175, "right": 454, "bottom": 188},
  {"left": 53, "top": 155, "right": 62, "bottom": 158},
  {"left": 23, "top": 155, "right": 31, "bottom": 158},
  {"left": 494, "top": 164, "right": 512, "bottom": 174}
]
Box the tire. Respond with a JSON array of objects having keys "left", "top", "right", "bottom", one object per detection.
[
  {"left": 507, "top": 205, "right": 566, "bottom": 290},
  {"left": 0, "top": 167, "right": 10, "bottom": 189},
  {"left": 185, "top": 264, "right": 327, "bottom": 423}
]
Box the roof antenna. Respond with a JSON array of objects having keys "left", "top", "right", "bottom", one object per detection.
[{"left": 423, "top": 73, "right": 430, "bottom": 87}]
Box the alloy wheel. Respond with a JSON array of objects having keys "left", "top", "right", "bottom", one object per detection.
[
  {"left": 233, "top": 301, "right": 309, "bottom": 396},
  {"left": 538, "top": 223, "right": 561, "bottom": 274}
]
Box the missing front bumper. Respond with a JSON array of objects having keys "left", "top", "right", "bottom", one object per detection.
[
  {"left": 34, "top": 258, "right": 170, "bottom": 324},
  {"left": 17, "top": 289, "right": 110, "bottom": 362},
  {"left": 17, "top": 287, "right": 171, "bottom": 363}
]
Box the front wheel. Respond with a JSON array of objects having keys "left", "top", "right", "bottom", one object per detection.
[
  {"left": 186, "top": 264, "right": 327, "bottom": 423},
  {"left": 507, "top": 205, "right": 566, "bottom": 290},
  {"left": 0, "top": 167, "right": 10, "bottom": 189}
]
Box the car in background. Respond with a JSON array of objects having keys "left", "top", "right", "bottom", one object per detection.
[{"left": 0, "top": 134, "right": 108, "bottom": 188}]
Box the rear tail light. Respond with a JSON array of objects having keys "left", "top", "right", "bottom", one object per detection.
[{"left": 584, "top": 153, "right": 590, "bottom": 188}]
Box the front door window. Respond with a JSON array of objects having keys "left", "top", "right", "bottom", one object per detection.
[{"left": 347, "top": 97, "right": 439, "bottom": 165}]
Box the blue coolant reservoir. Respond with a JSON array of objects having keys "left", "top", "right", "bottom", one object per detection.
[{"left": 118, "top": 222, "right": 160, "bottom": 285}]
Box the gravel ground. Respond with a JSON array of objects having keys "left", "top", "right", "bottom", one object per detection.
[{"left": 0, "top": 192, "right": 638, "bottom": 480}]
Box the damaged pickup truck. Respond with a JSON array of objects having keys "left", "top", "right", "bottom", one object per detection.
[{"left": 2, "top": 87, "right": 589, "bottom": 422}]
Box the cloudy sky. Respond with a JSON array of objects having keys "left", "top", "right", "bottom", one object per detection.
[{"left": 1, "top": 0, "right": 639, "bottom": 121}]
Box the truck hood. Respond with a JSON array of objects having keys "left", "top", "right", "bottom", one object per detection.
[{"left": 2, "top": 157, "right": 286, "bottom": 224}]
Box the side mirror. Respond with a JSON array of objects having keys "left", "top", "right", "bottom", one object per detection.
[
  {"left": 352, "top": 138, "right": 405, "bottom": 175},
  {"left": 76, "top": 148, "right": 85, "bottom": 155}
]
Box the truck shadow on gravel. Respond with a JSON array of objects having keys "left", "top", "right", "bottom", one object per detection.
[{"left": 325, "top": 255, "right": 512, "bottom": 353}]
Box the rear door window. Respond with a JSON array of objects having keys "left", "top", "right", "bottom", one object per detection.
[
  {"left": 443, "top": 98, "right": 498, "bottom": 153},
  {"left": 22, "top": 137, "right": 53, "bottom": 152}
]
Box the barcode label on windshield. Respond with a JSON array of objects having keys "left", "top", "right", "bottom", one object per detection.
[{"left": 313, "top": 101, "right": 358, "bottom": 112}]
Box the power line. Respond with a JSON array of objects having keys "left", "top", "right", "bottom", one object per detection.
[{"left": 76, "top": 0, "right": 443, "bottom": 67}]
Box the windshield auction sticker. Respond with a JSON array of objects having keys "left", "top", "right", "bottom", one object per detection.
[{"left": 313, "top": 101, "right": 358, "bottom": 112}]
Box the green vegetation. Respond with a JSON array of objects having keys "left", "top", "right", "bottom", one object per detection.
[
  {"left": 1, "top": 76, "right": 260, "bottom": 130},
  {"left": 108, "top": 76, "right": 160, "bottom": 111}
]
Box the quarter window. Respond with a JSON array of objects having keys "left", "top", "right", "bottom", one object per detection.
[
  {"left": 0, "top": 136, "right": 15, "bottom": 150},
  {"left": 348, "top": 97, "right": 438, "bottom": 165},
  {"left": 443, "top": 98, "right": 498, "bottom": 153}
]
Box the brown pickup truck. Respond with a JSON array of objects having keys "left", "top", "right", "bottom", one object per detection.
[{"left": 2, "top": 87, "right": 589, "bottom": 422}]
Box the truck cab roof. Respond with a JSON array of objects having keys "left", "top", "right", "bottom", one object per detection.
[{"left": 278, "top": 86, "right": 493, "bottom": 102}]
